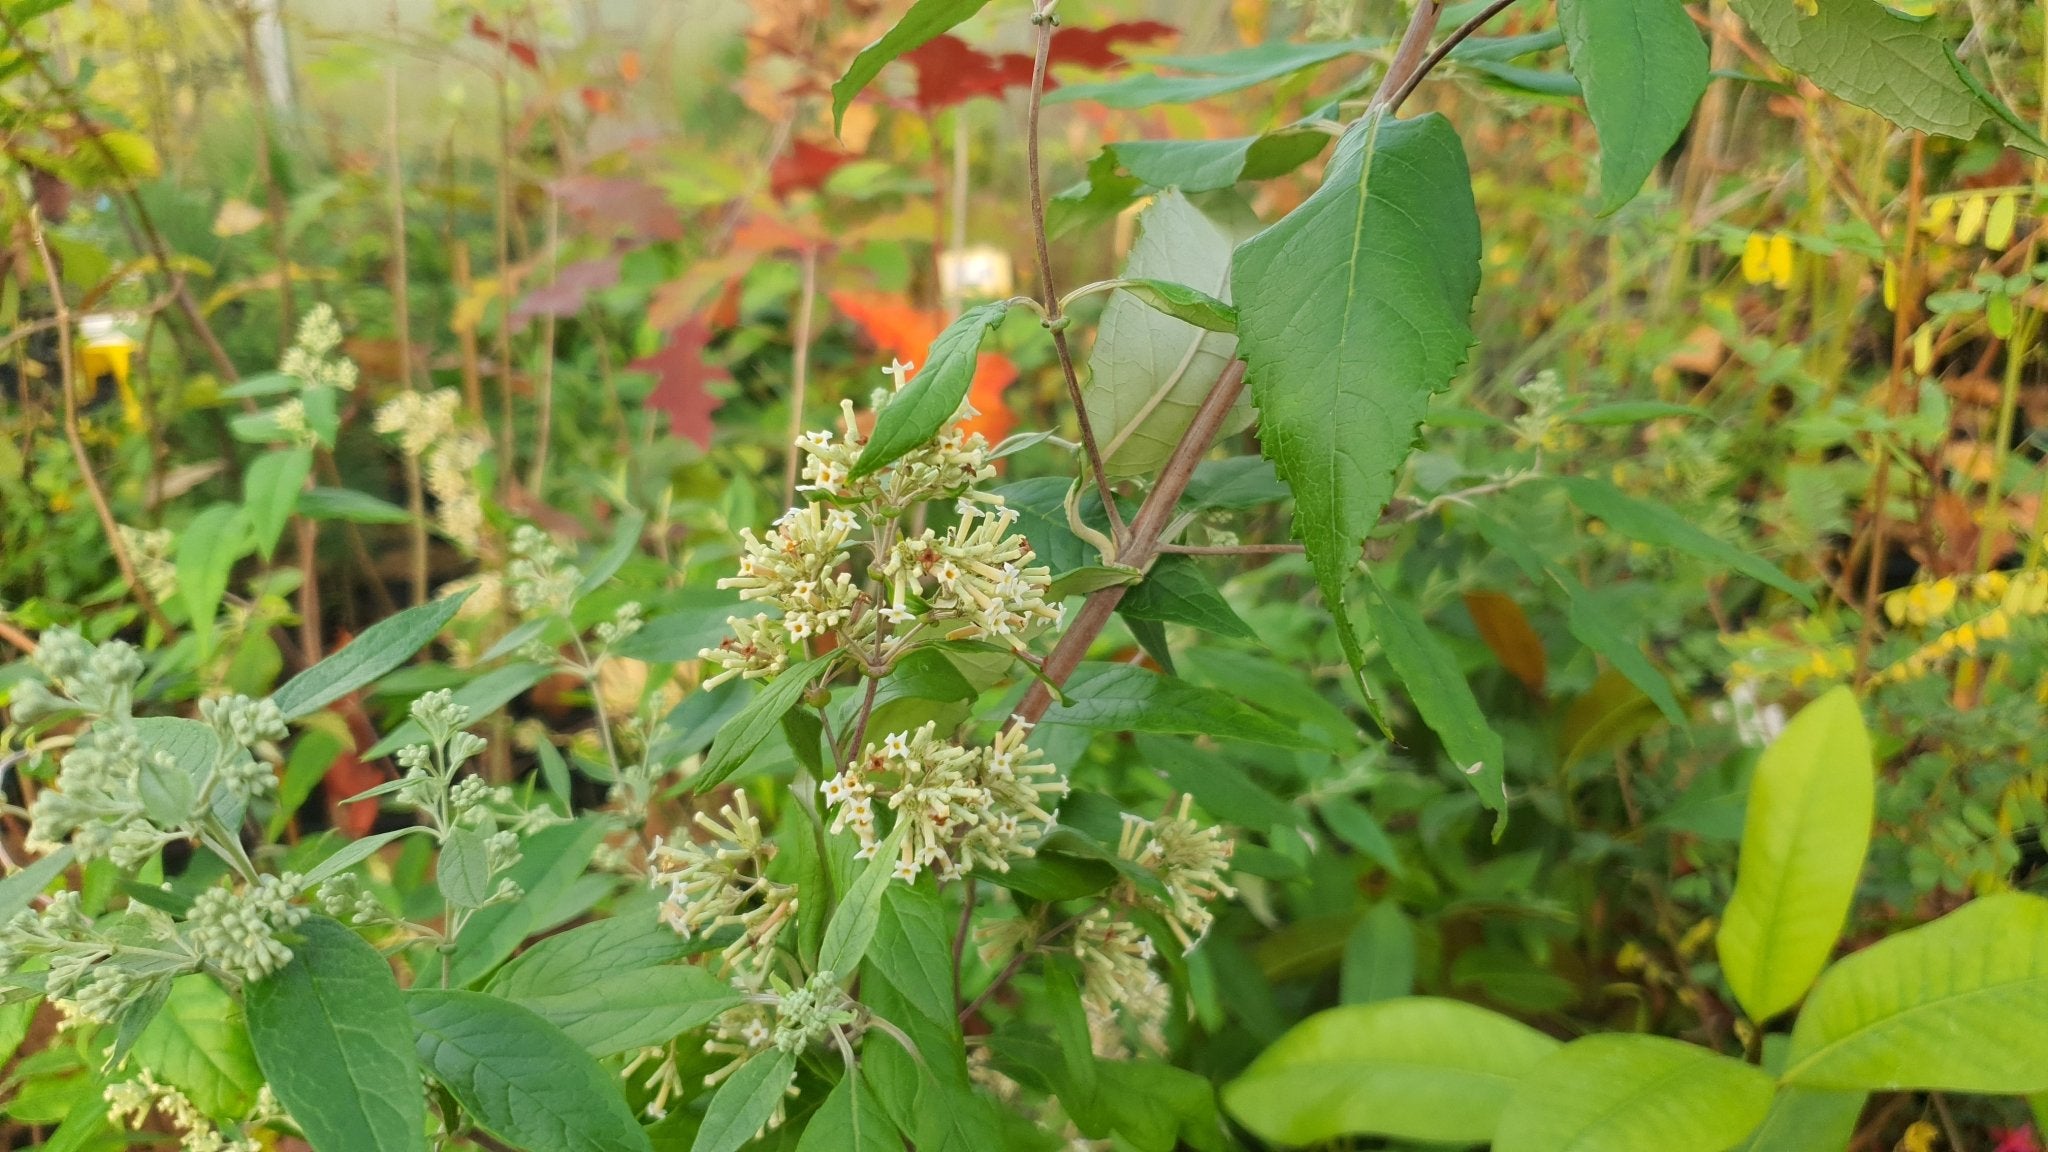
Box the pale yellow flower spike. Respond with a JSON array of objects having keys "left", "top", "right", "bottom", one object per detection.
[
  {"left": 1985, "top": 192, "right": 2019, "bottom": 251},
  {"left": 1767, "top": 233, "right": 1796, "bottom": 290},
  {"left": 1741, "top": 232, "right": 1771, "bottom": 285}
]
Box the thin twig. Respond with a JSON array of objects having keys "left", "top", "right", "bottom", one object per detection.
[
  {"left": 27, "top": 213, "right": 176, "bottom": 637},
  {"left": 528, "top": 194, "right": 561, "bottom": 495},
  {"left": 1026, "top": 0, "right": 1124, "bottom": 542},
  {"left": 386, "top": 0, "right": 429, "bottom": 606},
  {"left": 1373, "top": 0, "right": 1445, "bottom": 110},
  {"left": 0, "top": 619, "right": 36, "bottom": 655},
  {"left": 1856, "top": 135, "right": 1925, "bottom": 684},
  {"left": 783, "top": 244, "right": 821, "bottom": 507},
  {"left": 952, "top": 876, "right": 977, "bottom": 1004},
  {"left": 1385, "top": 0, "right": 1519, "bottom": 114}
]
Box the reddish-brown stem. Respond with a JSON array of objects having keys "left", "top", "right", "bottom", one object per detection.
[
  {"left": 1375, "top": 0, "right": 1445, "bottom": 110},
  {"left": 1160, "top": 542, "right": 1304, "bottom": 555},
  {"left": 1026, "top": 2, "right": 1124, "bottom": 541},
  {"left": 1385, "top": 0, "right": 1518, "bottom": 114},
  {"left": 1010, "top": 361, "right": 1250, "bottom": 727}
]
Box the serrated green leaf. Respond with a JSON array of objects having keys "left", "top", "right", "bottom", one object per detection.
[
  {"left": 243, "top": 448, "right": 312, "bottom": 563},
  {"left": 1726, "top": 0, "right": 1985, "bottom": 139},
  {"left": 1494, "top": 1034, "right": 1774, "bottom": 1152},
  {"left": 408, "top": 989, "right": 651, "bottom": 1152},
  {"left": 245, "top": 917, "right": 428, "bottom": 1152},
  {"left": 1558, "top": 0, "right": 1708, "bottom": 213},
  {"left": 133, "top": 975, "right": 263, "bottom": 1120},
  {"left": 853, "top": 301, "right": 1009, "bottom": 478},
  {"left": 272, "top": 590, "right": 471, "bottom": 720},
  {"left": 693, "top": 1048, "right": 799, "bottom": 1152},
  {"left": 1718, "top": 686, "right": 1873, "bottom": 1022},
  {"left": 830, "top": 0, "right": 994, "bottom": 131},
  {"left": 1085, "top": 192, "right": 1243, "bottom": 479},
  {"left": 1223, "top": 997, "right": 1558, "bottom": 1146},
  {"left": 695, "top": 653, "right": 837, "bottom": 792},
  {"left": 1358, "top": 569, "right": 1507, "bottom": 817},
  {"left": 1783, "top": 892, "right": 2048, "bottom": 1092},
  {"left": 1232, "top": 110, "right": 1481, "bottom": 691}
]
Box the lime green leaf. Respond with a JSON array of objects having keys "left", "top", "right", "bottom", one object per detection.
[
  {"left": 1038, "top": 662, "right": 1324, "bottom": 750},
  {"left": 1558, "top": 476, "right": 1812, "bottom": 604},
  {"left": 133, "top": 975, "right": 263, "bottom": 1120},
  {"left": 1783, "top": 892, "right": 2048, "bottom": 1092},
  {"left": 1726, "top": 0, "right": 1985, "bottom": 139},
  {"left": 176, "top": 503, "right": 251, "bottom": 648},
  {"left": 1051, "top": 39, "right": 1376, "bottom": 108},
  {"left": 245, "top": 917, "right": 428, "bottom": 1152},
  {"left": 1359, "top": 569, "right": 1507, "bottom": 818},
  {"left": 1558, "top": 0, "right": 1707, "bottom": 213},
  {"left": 818, "top": 821, "right": 912, "bottom": 978},
  {"left": 1223, "top": 997, "right": 1559, "bottom": 1146},
  {"left": 1340, "top": 902, "right": 1416, "bottom": 1004},
  {"left": 851, "top": 301, "right": 1008, "bottom": 478},
  {"left": 408, "top": 989, "right": 651, "bottom": 1152},
  {"left": 694, "top": 1048, "right": 800, "bottom": 1152},
  {"left": 243, "top": 448, "right": 311, "bottom": 563},
  {"left": 1739, "top": 1087, "right": 1864, "bottom": 1152},
  {"left": 1717, "top": 686, "right": 1873, "bottom": 1022},
  {"left": 1085, "top": 192, "right": 1243, "bottom": 479},
  {"left": 297, "top": 486, "right": 414, "bottom": 525},
  {"left": 1114, "top": 277, "right": 1239, "bottom": 335},
  {"left": 1496, "top": 1034, "right": 1772, "bottom": 1152},
  {"left": 830, "top": 0, "right": 994, "bottom": 132},
  {"left": 795, "top": 1073, "right": 896, "bottom": 1152},
  {"left": 694, "top": 652, "right": 838, "bottom": 792},
  {"left": 1232, "top": 110, "right": 1482, "bottom": 690},
  {"left": 271, "top": 590, "right": 471, "bottom": 719}
]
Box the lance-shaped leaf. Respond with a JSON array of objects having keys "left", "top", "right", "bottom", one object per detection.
[
  {"left": 832, "top": 0, "right": 995, "bottom": 132},
  {"left": 1495, "top": 1034, "right": 1774, "bottom": 1152},
  {"left": 695, "top": 652, "right": 839, "bottom": 792},
  {"left": 1557, "top": 0, "right": 1707, "bottom": 213},
  {"left": 1717, "top": 686, "right": 1874, "bottom": 1022},
  {"left": 271, "top": 590, "right": 472, "bottom": 719},
  {"left": 1085, "top": 192, "right": 1243, "bottom": 479},
  {"left": 1231, "top": 110, "right": 1481, "bottom": 689},
  {"left": 853, "top": 301, "right": 1010, "bottom": 478},
  {"left": 1359, "top": 569, "right": 1507, "bottom": 819}
]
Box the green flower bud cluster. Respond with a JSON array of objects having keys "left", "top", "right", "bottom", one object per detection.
[
  {"left": 509, "top": 524, "right": 581, "bottom": 617},
  {"left": 648, "top": 792, "right": 796, "bottom": 980},
  {"left": 186, "top": 872, "right": 308, "bottom": 982},
  {"left": 768, "top": 970, "right": 858, "bottom": 1054}
]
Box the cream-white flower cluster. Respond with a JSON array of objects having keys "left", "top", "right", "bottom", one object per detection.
[
  {"left": 280, "top": 305, "right": 359, "bottom": 392},
  {"left": 824, "top": 720, "right": 1066, "bottom": 884},
  {"left": 1073, "top": 908, "right": 1171, "bottom": 1057},
  {"left": 106, "top": 1070, "right": 261, "bottom": 1152},
  {"left": 878, "top": 499, "right": 1060, "bottom": 652},
  {"left": 372, "top": 386, "right": 489, "bottom": 552},
  {"left": 648, "top": 792, "right": 797, "bottom": 980},
  {"left": 1117, "top": 795, "right": 1237, "bottom": 952},
  {"left": 796, "top": 368, "right": 997, "bottom": 511}
]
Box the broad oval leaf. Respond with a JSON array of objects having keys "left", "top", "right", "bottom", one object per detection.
[
  {"left": 1037, "top": 662, "right": 1324, "bottom": 750},
  {"left": 693, "top": 1048, "right": 800, "bottom": 1152},
  {"left": 438, "top": 825, "right": 495, "bottom": 910},
  {"left": 1717, "top": 686, "right": 1874, "bottom": 1022},
  {"left": 175, "top": 503, "right": 251, "bottom": 649},
  {"left": 851, "top": 302, "right": 1009, "bottom": 478},
  {"left": 1231, "top": 110, "right": 1481, "bottom": 688},
  {"left": 695, "top": 652, "right": 839, "bottom": 792},
  {"left": 1739, "top": 1087, "right": 1865, "bottom": 1152},
  {"left": 1726, "top": 0, "right": 1987, "bottom": 140},
  {"left": 1783, "top": 892, "right": 2048, "bottom": 1092},
  {"left": 487, "top": 914, "right": 740, "bottom": 1054},
  {"left": 408, "top": 989, "right": 652, "bottom": 1152},
  {"left": 1494, "top": 1034, "right": 1774, "bottom": 1152},
  {"left": 245, "top": 917, "right": 427, "bottom": 1152},
  {"left": 795, "top": 1073, "right": 898, "bottom": 1152},
  {"left": 271, "top": 590, "right": 472, "bottom": 720},
  {"left": 1084, "top": 191, "right": 1243, "bottom": 479},
  {"left": 132, "top": 974, "right": 263, "bottom": 1120},
  {"left": 243, "top": 447, "right": 312, "bottom": 563},
  {"left": 1557, "top": 0, "right": 1708, "bottom": 213},
  {"left": 1223, "top": 997, "right": 1558, "bottom": 1146}
]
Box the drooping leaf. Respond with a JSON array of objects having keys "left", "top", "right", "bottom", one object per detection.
[
  {"left": 243, "top": 448, "right": 311, "bottom": 563},
  {"left": 245, "top": 917, "right": 428, "bottom": 1152},
  {"left": 271, "top": 590, "right": 471, "bottom": 720},
  {"left": 1223, "top": 997, "right": 1559, "bottom": 1146},
  {"left": 1493, "top": 1034, "right": 1774, "bottom": 1152},
  {"left": 695, "top": 653, "right": 839, "bottom": 792},
  {"left": 1717, "top": 686, "right": 1873, "bottom": 1022},
  {"left": 1050, "top": 38, "right": 1376, "bottom": 107},
  {"left": 1783, "top": 892, "right": 2048, "bottom": 1092},
  {"left": 693, "top": 1048, "right": 800, "bottom": 1152},
  {"left": 408, "top": 990, "right": 651, "bottom": 1152},
  {"left": 1726, "top": 0, "right": 1987, "bottom": 140},
  {"left": 1557, "top": 0, "right": 1707, "bottom": 213},
  {"left": 1110, "top": 130, "right": 1332, "bottom": 194},
  {"left": 1038, "top": 662, "right": 1324, "bottom": 750},
  {"left": 1557, "top": 476, "right": 1811, "bottom": 604},
  {"left": 1232, "top": 110, "right": 1481, "bottom": 692},
  {"left": 853, "top": 302, "right": 1010, "bottom": 478},
  {"left": 132, "top": 975, "right": 263, "bottom": 1120},
  {"left": 832, "top": 0, "right": 997, "bottom": 131},
  {"left": 175, "top": 503, "right": 250, "bottom": 648},
  {"left": 1084, "top": 192, "right": 1242, "bottom": 479},
  {"left": 1358, "top": 569, "right": 1507, "bottom": 818}
]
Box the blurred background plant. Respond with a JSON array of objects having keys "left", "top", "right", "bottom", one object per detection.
[{"left": 2, "top": 0, "right": 2048, "bottom": 1148}]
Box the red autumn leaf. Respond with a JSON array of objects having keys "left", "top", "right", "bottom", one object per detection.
[
  {"left": 961, "top": 353, "right": 1020, "bottom": 444},
  {"left": 551, "top": 175, "right": 684, "bottom": 243},
  {"left": 579, "top": 86, "right": 616, "bottom": 115},
  {"left": 469, "top": 14, "right": 540, "bottom": 70},
  {"left": 902, "top": 35, "right": 1039, "bottom": 110},
  {"left": 1049, "top": 21, "right": 1177, "bottom": 70},
  {"left": 509, "top": 256, "right": 621, "bottom": 325},
  {"left": 630, "top": 317, "right": 728, "bottom": 450},
  {"left": 771, "top": 139, "right": 855, "bottom": 200}
]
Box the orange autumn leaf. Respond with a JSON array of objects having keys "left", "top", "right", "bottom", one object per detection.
[{"left": 832, "top": 289, "right": 1020, "bottom": 443}]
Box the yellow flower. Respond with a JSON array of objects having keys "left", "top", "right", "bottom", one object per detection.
[
  {"left": 1956, "top": 194, "right": 1990, "bottom": 246},
  {"left": 1768, "top": 233, "right": 1796, "bottom": 289},
  {"left": 1900, "top": 1119, "right": 1940, "bottom": 1152},
  {"left": 1742, "top": 233, "right": 1771, "bottom": 285}
]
